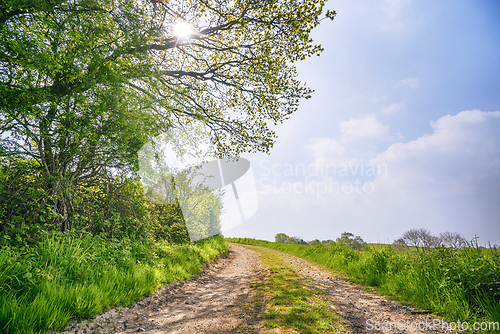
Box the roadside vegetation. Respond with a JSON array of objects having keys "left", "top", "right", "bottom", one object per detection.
[
  {"left": 0, "top": 160, "right": 228, "bottom": 334},
  {"left": 0, "top": 233, "right": 227, "bottom": 334},
  {"left": 229, "top": 232, "right": 500, "bottom": 326}
]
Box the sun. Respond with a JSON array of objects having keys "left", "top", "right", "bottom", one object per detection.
[{"left": 173, "top": 21, "right": 194, "bottom": 40}]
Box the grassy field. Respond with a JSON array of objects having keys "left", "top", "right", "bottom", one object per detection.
[
  {"left": 228, "top": 238, "right": 500, "bottom": 326},
  {"left": 0, "top": 233, "right": 227, "bottom": 334}
]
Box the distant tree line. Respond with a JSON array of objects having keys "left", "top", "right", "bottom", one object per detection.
[
  {"left": 275, "top": 229, "right": 491, "bottom": 251},
  {"left": 393, "top": 228, "right": 469, "bottom": 250},
  {"left": 275, "top": 231, "right": 366, "bottom": 250}
]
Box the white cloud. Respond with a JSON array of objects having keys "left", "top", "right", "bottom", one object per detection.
[
  {"left": 396, "top": 77, "right": 420, "bottom": 88},
  {"left": 382, "top": 0, "right": 411, "bottom": 18},
  {"left": 381, "top": 103, "right": 404, "bottom": 115},
  {"left": 305, "top": 138, "right": 357, "bottom": 165},
  {"left": 377, "top": 110, "right": 499, "bottom": 164},
  {"left": 304, "top": 115, "right": 393, "bottom": 166},
  {"left": 340, "top": 114, "right": 390, "bottom": 140},
  {"left": 306, "top": 138, "right": 345, "bottom": 159},
  {"left": 379, "top": 0, "right": 419, "bottom": 32}
]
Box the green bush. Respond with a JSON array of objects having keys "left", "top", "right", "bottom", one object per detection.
[
  {"left": 0, "top": 159, "right": 57, "bottom": 243},
  {"left": 0, "top": 158, "right": 218, "bottom": 244}
]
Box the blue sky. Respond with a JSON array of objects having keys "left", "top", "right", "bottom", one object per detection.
[{"left": 225, "top": 0, "right": 500, "bottom": 245}]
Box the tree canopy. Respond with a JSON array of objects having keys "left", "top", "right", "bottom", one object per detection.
[
  {"left": 0, "top": 0, "right": 333, "bottom": 159},
  {"left": 0, "top": 0, "right": 334, "bottom": 230}
]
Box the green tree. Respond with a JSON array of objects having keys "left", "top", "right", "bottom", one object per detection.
[
  {"left": 275, "top": 233, "right": 290, "bottom": 244},
  {"left": 309, "top": 239, "right": 321, "bottom": 246},
  {"left": 0, "top": 0, "right": 334, "bottom": 231},
  {"left": 336, "top": 232, "right": 366, "bottom": 250}
]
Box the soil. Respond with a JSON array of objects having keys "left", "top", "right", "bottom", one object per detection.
[{"left": 56, "top": 244, "right": 458, "bottom": 334}]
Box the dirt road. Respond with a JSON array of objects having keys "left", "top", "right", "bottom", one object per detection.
[{"left": 58, "top": 244, "right": 456, "bottom": 333}]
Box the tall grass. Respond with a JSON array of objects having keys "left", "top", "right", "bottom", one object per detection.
[
  {"left": 229, "top": 238, "right": 500, "bottom": 325},
  {"left": 0, "top": 233, "right": 227, "bottom": 334}
]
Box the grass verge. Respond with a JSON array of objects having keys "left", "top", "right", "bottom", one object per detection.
[
  {"left": 0, "top": 233, "right": 228, "bottom": 334},
  {"left": 237, "top": 244, "right": 344, "bottom": 334}
]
